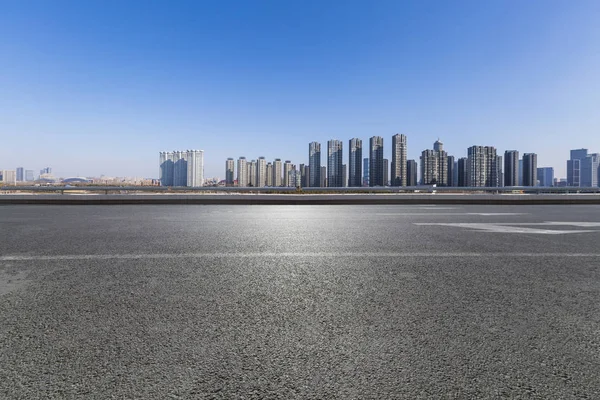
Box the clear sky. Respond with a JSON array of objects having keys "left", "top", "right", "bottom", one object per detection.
[{"left": 1, "top": 0, "right": 599, "bottom": 179}]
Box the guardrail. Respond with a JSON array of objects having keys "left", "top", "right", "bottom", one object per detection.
[{"left": 1, "top": 185, "right": 600, "bottom": 194}]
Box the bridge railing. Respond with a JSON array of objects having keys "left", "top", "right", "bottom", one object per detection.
[{"left": 1, "top": 185, "right": 599, "bottom": 194}]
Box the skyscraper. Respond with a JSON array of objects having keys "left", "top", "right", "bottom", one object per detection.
[
  {"left": 327, "top": 140, "right": 343, "bottom": 187},
  {"left": 581, "top": 153, "right": 599, "bottom": 187},
  {"left": 420, "top": 140, "right": 448, "bottom": 185},
  {"left": 173, "top": 151, "right": 188, "bottom": 186},
  {"left": 237, "top": 157, "right": 248, "bottom": 187},
  {"left": 391, "top": 134, "right": 407, "bottom": 186},
  {"left": 363, "top": 158, "right": 369, "bottom": 186},
  {"left": 273, "top": 159, "right": 282, "bottom": 187},
  {"left": 16, "top": 167, "right": 24, "bottom": 182},
  {"left": 383, "top": 159, "right": 389, "bottom": 186},
  {"left": 567, "top": 149, "right": 588, "bottom": 187},
  {"left": 496, "top": 155, "right": 503, "bottom": 187},
  {"left": 447, "top": 156, "right": 455, "bottom": 187},
  {"left": 420, "top": 149, "right": 438, "bottom": 185},
  {"left": 288, "top": 166, "right": 300, "bottom": 187},
  {"left": 159, "top": 152, "right": 175, "bottom": 186},
  {"left": 369, "top": 136, "right": 384, "bottom": 186},
  {"left": 522, "top": 153, "right": 537, "bottom": 187},
  {"left": 467, "top": 146, "right": 498, "bottom": 187},
  {"left": 537, "top": 167, "right": 554, "bottom": 187},
  {"left": 342, "top": 164, "right": 347, "bottom": 187},
  {"left": 309, "top": 142, "right": 321, "bottom": 187},
  {"left": 299, "top": 163, "right": 307, "bottom": 187},
  {"left": 160, "top": 151, "right": 198, "bottom": 187},
  {"left": 504, "top": 150, "right": 519, "bottom": 186},
  {"left": 249, "top": 160, "right": 257, "bottom": 187},
  {"left": 320, "top": 166, "right": 327, "bottom": 187},
  {"left": 348, "top": 138, "right": 362, "bottom": 187},
  {"left": 256, "top": 157, "right": 267, "bottom": 187},
  {"left": 266, "top": 163, "right": 273, "bottom": 186},
  {"left": 407, "top": 160, "right": 418, "bottom": 186},
  {"left": 457, "top": 157, "right": 468, "bottom": 187},
  {"left": 25, "top": 170, "right": 34, "bottom": 182},
  {"left": 283, "top": 160, "right": 293, "bottom": 187},
  {"left": 225, "top": 158, "right": 235, "bottom": 186},
  {"left": 518, "top": 159, "right": 524, "bottom": 186},
  {"left": 186, "top": 150, "right": 204, "bottom": 187}
]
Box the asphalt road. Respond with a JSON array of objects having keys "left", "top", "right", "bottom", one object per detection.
[{"left": 1, "top": 205, "right": 599, "bottom": 399}]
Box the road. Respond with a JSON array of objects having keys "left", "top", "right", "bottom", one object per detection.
[{"left": 1, "top": 205, "right": 599, "bottom": 399}]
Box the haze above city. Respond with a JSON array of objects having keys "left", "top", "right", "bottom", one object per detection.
[{"left": 1, "top": 0, "right": 599, "bottom": 179}]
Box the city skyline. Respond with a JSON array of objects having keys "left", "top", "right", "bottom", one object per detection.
[{"left": 1, "top": 2, "right": 600, "bottom": 179}]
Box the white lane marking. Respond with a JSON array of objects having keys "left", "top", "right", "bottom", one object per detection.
[
  {"left": 467, "top": 213, "right": 528, "bottom": 216},
  {"left": 376, "top": 213, "right": 527, "bottom": 216},
  {"left": 415, "top": 222, "right": 599, "bottom": 234},
  {"left": 1, "top": 252, "right": 600, "bottom": 261}
]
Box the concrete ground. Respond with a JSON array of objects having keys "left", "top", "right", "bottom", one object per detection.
[{"left": 1, "top": 205, "right": 599, "bottom": 399}]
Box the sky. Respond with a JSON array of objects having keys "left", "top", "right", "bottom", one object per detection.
[{"left": 1, "top": 0, "right": 599, "bottom": 179}]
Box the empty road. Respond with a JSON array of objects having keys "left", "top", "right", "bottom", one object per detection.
[{"left": 1, "top": 205, "right": 599, "bottom": 399}]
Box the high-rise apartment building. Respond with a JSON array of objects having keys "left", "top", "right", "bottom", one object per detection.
[
  {"left": 237, "top": 157, "right": 248, "bottom": 187},
  {"left": 289, "top": 167, "right": 301, "bottom": 187},
  {"left": 185, "top": 150, "right": 203, "bottom": 187},
  {"left": 159, "top": 152, "right": 174, "bottom": 186},
  {"left": 518, "top": 159, "right": 524, "bottom": 186},
  {"left": 40, "top": 167, "right": 52, "bottom": 176},
  {"left": 25, "top": 170, "right": 34, "bottom": 181},
  {"left": 369, "top": 136, "right": 384, "bottom": 186},
  {"left": 0, "top": 170, "right": 16, "bottom": 184},
  {"left": 420, "top": 140, "right": 448, "bottom": 185},
  {"left": 249, "top": 160, "right": 257, "bottom": 187},
  {"left": 453, "top": 160, "right": 459, "bottom": 186},
  {"left": 283, "top": 160, "right": 293, "bottom": 187},
  {"left": 320, "top": 166, "right": 327, "bottom": 187},
  {"left": 496, "top": 155, "right": 503, "bottom": 187},
  {"left": 467, "top": 146, "right": 498, "bottom": 187},
  {"left": 256, "top": 157, "right": 267, "bottom": 187},
  {"left": 537, "top": 167, "right": 554, "bottom": 187},
  {"left": 447, "top": 156, "right": 455, "bottom": 186},
  {"left": 383, "top": 159, "right": 389, "bottom": 186},
  {"left": 173, "top": 151, "right": 187, "bottom": 186},
  {"left": 342, "top": 164, "right": 347, "bottom": 187},
  {"left": 299, "top": 164, "right": 307, "bottom": 187},
  {"left": 420, "top": 149, "right": 438, "bottom": 185},
  {"left": 160, "top": 150, "right": 201, "bottom": 187},
  {"left": 522, "top": 153, "right": 537, "bottom": 187},
  {"left": 407, "top": 160, "right": 418, "bottom": 186},
  {"left": 457, "top": 157, "right": 468, "bottom": 187},
  {"left": 16, "top": 167, "right": 24, "bottom": 182},
  {"left": 504, "top": 150, "right": 519, "bottom": 186},
  {"left": 363, "top": 158, "right": 369, "bottom": 186},
  {"left": 309, "top": 142, "right": 321, "bottom": 187},
  {"left": 327, "top": 140, "right": 343, "bottom": 187},
  {"left": 266, "top": 163, "right": 273, "bottom": 186},
  {"left": 303, "top": 165, "right": 310, "bottom": 187},
  {"left": 225, "top": 158, "right": 235, "bottom": 186},
  {"left": 348, "top": 138, "right": 362, "bottom": 187},
  {"left": 273, "top": 159, "right": 282, "bottom": 187},
  {"left": 391, "top": 134, "right": 407, "bottom": 186}
]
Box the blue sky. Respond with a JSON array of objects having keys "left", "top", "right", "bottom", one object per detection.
[{"left": 1, "top": 0, "right": 599, "bottom": 179}]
